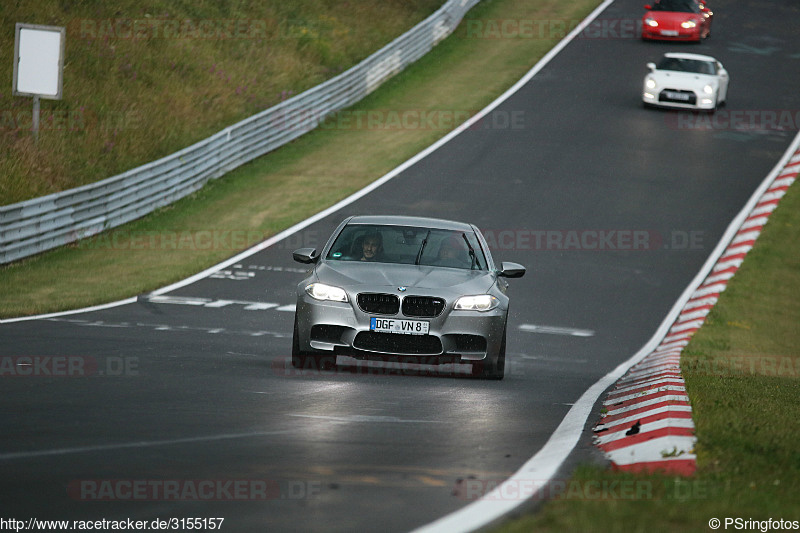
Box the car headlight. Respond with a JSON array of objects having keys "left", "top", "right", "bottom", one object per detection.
[
  {"left": 305, "top": 283, "right": 348, "bottom": 302},
  {"left": 645, "top": 78, "right": 657, "bottom": 90},
  {"left": 644, "top": 17, "right": 658, "bottom": 27},
  {"left": 454, "top": 295, "right": 499, "bottom": 312},
  {"left": 681, "top": 20, "right": 697, "bottom": 28},
  {"left": 703, "top": 84, "right": 714, "bottom": 95}
]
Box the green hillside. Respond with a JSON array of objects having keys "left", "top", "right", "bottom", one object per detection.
[{"left": 0, "top": 0, "right": 442, "bottom": 205}]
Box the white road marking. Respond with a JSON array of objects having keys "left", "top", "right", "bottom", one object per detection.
[
  {"left": 289, "top": 414, "right": 440, "bottom": 424},
  {"left": 240, "top": 264, "right": 308, "bottom": 274},
  {"left": 0, "top": 298, "right": 138, "bottom": 324},
  {"left": 519, "top": 324, "right": 595, "bottom": 337},
  {"left": 514, "top": 354, "right": 588, "bottom": 363},
  {"left": 0, "top": 430, "right": 294, "bottom": 461},
  {"left": 209, "top": 269, "right": 256, "bottom": 280},
  {"left": 244, "top": 302, "right": 280, "bottom": 311},
  {"left": 147, "top": 295, "right": 209, "bottom": 306},
  {"left": 145, "top": 295, "right": 284, "bottom": 311},
  {"left": 45, "top": 318, "right": 286, "bottom": 338},
  {"left": 204, "top": 299, "right": 237, "bottom": 308}
]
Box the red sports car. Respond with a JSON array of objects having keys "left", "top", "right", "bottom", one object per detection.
[{"left": 642, "top": 0, "right": 713, "bottom": 42}]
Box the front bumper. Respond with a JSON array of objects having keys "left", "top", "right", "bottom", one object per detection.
[
  {"left": 643, "top": 90, "right": 716, "bottom": 110},
  {"left": 295, "top": 294, "right": 507, "bottom": 365},
  {"left": 641, "top": 26, "right": 700, "bottom": 41}
]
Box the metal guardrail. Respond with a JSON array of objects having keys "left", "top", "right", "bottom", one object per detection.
[{"left": 0, "top": 0, "right": 480, "bottom": 264}]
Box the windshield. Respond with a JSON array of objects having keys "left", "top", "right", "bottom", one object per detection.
[
  {"left": 326, "top": 224, "right": 487, "bottom": 270},
  {"left": 656, "top": 57, "right": 715, "bottom": 75},
  {"left": 649, "top": 0, "right": 700, "bottom": 13}
]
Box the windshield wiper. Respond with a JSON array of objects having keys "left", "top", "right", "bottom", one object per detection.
[
  {"left": 415, "top": 230, "right": 431, "bottom": 265},
  {"left": 462, "top": 233, "right": 478, "bottom": 270}
]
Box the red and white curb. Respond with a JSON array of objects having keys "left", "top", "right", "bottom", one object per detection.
[{"left": 593, "top": 146, "right": 800, "bottom": 476}]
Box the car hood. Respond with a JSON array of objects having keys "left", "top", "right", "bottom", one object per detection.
[
  {"left": 645, "top": 11, "right": 702, "bottom": 24},
  {"left": 315, "top": 261, "right": 495, "bottom": 294},
  {"left": 650, "top": 70, "right": 717, "bottom": 87}
]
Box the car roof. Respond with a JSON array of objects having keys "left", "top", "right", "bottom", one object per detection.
[
  {"left": 345, "top": 215, "right": 474, "bottom": 232},
  {"left": 663, "top": 52, "right": 718, "bottom": 62}
]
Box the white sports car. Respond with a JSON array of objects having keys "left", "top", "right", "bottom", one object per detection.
[{"left": 642, "top": 52, "right": 729, "bottom": 111}]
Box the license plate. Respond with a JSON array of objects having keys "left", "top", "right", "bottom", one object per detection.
[
  {"left": 665, "top": 91, "right": 690, "bottom": 101},
  {"left": 370, "top": 317, "right": 429, "bottom": 335},
  {"left": 660, "top": 30, "right": 679, "bottom": 36}
]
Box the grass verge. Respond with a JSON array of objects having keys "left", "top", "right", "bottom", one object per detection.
[
  {"left": 0, "top": 1, "right": 444, "bottom": 204},
  {"left": 496, "top": 176, "right": 800, "bottom": 531},
  {"left": 0, "top": 0, "right": 601, "bottom": 318}
]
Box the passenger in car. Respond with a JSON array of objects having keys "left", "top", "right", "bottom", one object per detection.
[{"left": 434, "top": 235, "right": 470, "bottom": 269}]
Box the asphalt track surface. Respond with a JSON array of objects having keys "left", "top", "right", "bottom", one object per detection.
[{"left": 2, "top": 1, "right": 799, "bottom": 531}]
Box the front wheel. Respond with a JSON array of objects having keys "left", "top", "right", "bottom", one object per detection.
[
  {"left": 291, "top": 316, "right": 335, "bottom": 371},
  {"left": 472, "top": 328, "right": 506, "bottom": 380},
  {"left": 709, "top": 91, "right": 723, "bottom": 113}
]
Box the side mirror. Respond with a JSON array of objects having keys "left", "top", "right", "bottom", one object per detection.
[
  {"left": 498, "top": 261, "right": 526, "bottom": 279},
  {"left": 644, "top": 5, "right": 652, "bottom": 10},
  {"left": 293, "top": 248, "right": 319, "bottom": 264},
  {"left": 647, "top": 62, "right": 656, "bottom": 72}
]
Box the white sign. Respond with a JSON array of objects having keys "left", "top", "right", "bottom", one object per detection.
[{"left": 13, "top": 23, "right": 65, "bottom": 99}]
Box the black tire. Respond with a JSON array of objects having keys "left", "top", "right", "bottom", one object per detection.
[
  {"left": 291, "top": 316, "right": 335, "bottom": 371},
  {"left": 710, "top": 91, "right": 721, "bottom": 113},
  {"left": 472, "top": 328, "right": 506, "bottom": 380}
]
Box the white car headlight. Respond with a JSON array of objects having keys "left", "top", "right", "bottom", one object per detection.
[
  {"left": 454, "top": 295, "right": 499, "bottom": 312},
  {"left": 703, "top": 84, "right": 714, "bottom": 95},
  {"left": 305, "top": 283, "right": 348, "bottom": 302},
  {"left": 681, "top": 20, "right": 697, "bottom": 28},
  {"left": 645, "top": 78, "right": 657, "bottom": 90},
  {"left": 644, "top": 17, "right": 658, "bottom": 27}
]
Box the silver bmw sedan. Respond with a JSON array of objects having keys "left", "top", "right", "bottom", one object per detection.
[{"left": 292, "top": 215, "right": 525, "bottom": 379}]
